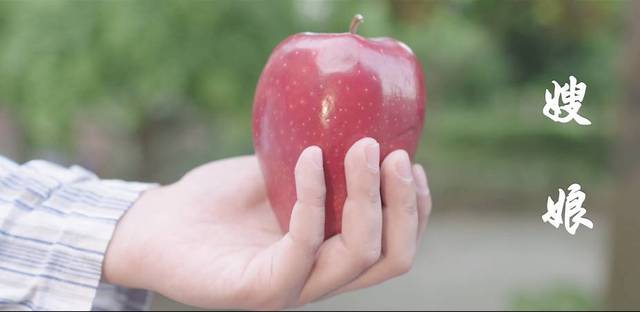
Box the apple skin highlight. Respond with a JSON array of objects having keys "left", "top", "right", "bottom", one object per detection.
[{"left": 253, "top": 15, "right": 426, "bottom": 238}]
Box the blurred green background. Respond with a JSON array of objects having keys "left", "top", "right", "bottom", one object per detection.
[{"left": 0, "top": 0, "right": 636, "bottom": 310}]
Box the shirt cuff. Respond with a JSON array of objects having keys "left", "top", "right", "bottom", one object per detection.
[{"left": 0, "top": 159, "right": 156, "bottom": 310}]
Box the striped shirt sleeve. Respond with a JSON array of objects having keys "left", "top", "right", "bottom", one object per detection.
[{"left": 0, "top": 156, "right": 156, "bottom": 311}]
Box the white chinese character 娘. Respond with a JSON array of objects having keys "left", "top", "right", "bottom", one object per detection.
[
  {"left": 543, "top": 75, "right": 591, "bottom": 125},
  {"left": 543, "top": 183, "right": 594, "bottom": 235}
]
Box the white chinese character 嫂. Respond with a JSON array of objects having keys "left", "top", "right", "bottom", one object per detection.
[{"left": 543, "top": 75, "right": 591, "bottom": 125}]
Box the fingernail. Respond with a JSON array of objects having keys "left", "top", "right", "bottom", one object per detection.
[
  {"left": 395, "top": 151, "right": 413, "bottom": 183},
  {"left": 364, "top": 140, "right": 380, "bottom": 172},
  {"left": 307, "top": 146, "right": 323, "bottom": 170},
  {"left": 413, "top": 164, "right": 429, "bottom": 195}
]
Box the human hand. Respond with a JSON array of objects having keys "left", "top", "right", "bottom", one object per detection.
[{"left": 103, "top": 137, "right": 432, "bottom": 310}]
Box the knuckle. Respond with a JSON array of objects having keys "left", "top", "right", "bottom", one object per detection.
[
  {"left": 366, "top": 187, "right": 381, "bottom": 205},
  {"left": 302, "top": 233, "right": 324, "bottom": 250},
  {"left": 403, "top": 200, "right": 418, "bottom": 215},
  {"left": 297, "top": 184, "right": 325, "bottom": 207},
  {"left": 288, "top": 232, "right": 322, "bottom": 253},
  {"left": 311, "top": 188, "right": 327, "bottom": 205},
  {"left": 301, "top": 189, "right": 325, "bottom": 206},
  {"left": 352, "top": 246, "right": 381, "bottom": 269},
  {"left": 389, "top": 256, "right": 414, "bottom": 276}
]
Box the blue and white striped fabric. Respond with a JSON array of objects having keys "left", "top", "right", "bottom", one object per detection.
[{"left": 0, "top": 156, "right": 155, "bottom": 311}]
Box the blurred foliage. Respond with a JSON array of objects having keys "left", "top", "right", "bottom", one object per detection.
[
  {"left": 509, "top": 283, "right": 598, "bottom": 310},
  {"left": 0, "top": 0, "right": 296, "bottom": 150},
  {"left": 0, "top": 0, "right": 626, "bottom": 204}
]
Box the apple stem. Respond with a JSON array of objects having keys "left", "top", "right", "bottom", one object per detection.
[{"left": 349, "top": 14, "right": 364, "bottom": 34}]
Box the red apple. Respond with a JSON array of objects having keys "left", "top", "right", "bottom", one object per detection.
[{"left": 253, "top": 14, "right": 426, "bottom": 238}]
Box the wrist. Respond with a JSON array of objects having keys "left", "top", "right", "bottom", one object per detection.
[{"left": 102, "top": 185, "right": 164, "bottom": 288}]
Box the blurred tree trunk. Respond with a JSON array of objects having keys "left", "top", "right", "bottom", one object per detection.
[
  {"left": 388, "top": 0, "right": 435, "bottom": 24},
  {"left": 0, "top": 107, "right": 23, "bottom": 161},
  {"left": 137, "top": 117, "right": 158, "bottom": 181},
  {"left": 607, "top": 1, "right": 640, "bottom": 309}
]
